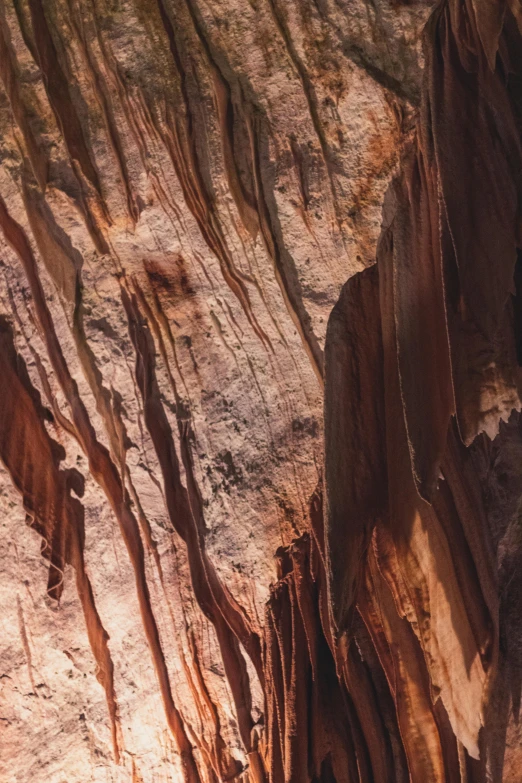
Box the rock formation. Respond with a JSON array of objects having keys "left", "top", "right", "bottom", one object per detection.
[{"left": 0, "top": 0, "right": 522, "bottom": 780}]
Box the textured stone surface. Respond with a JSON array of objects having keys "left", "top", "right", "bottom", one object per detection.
[{"left": 1, "top": 0, "right": 522, "bottom": 781}]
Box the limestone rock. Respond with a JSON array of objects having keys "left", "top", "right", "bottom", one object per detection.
[{"left": 1, "top": 0, "right": 522, "bottom": 781}]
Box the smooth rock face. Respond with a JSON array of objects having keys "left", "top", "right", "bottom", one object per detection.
[{"left": 0, "top": 0, "right": 522, "bottom": 781}]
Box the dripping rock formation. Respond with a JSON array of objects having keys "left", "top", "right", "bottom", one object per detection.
[{"left": 1, "top": 0, "right": 522, "bottom": 780}]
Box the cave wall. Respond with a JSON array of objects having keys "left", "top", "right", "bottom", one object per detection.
[{"left": 0, "top": 0, "right": 522, "bottom": 781}]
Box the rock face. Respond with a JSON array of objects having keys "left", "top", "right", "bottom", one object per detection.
[{"left": 1, "top": 0, "right": 522, "bottom": 781}]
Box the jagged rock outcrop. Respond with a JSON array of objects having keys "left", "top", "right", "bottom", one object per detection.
[{"left": 1, "top": 0, "right": 522, "bottom": 781}]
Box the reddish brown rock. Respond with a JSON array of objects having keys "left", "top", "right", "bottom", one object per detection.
[{"left": 1, "top": 0, "right": 522, "bottom": 781}]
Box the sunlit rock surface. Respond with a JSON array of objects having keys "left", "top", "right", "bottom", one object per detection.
[{"left": 1, "top": 0, "right": 522, "bottom": 781}]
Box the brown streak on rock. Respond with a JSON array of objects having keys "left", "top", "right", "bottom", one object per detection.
[
  {"left": 0, "top": 315, "right": 121, "bottom": 761},
  {"left": 0, "top": 196, "right": 201, "bottom": 782}
]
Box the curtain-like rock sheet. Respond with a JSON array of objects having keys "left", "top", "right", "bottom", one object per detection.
[{"left": 323, "top": 1, "right": 522, "bottom": 780}]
